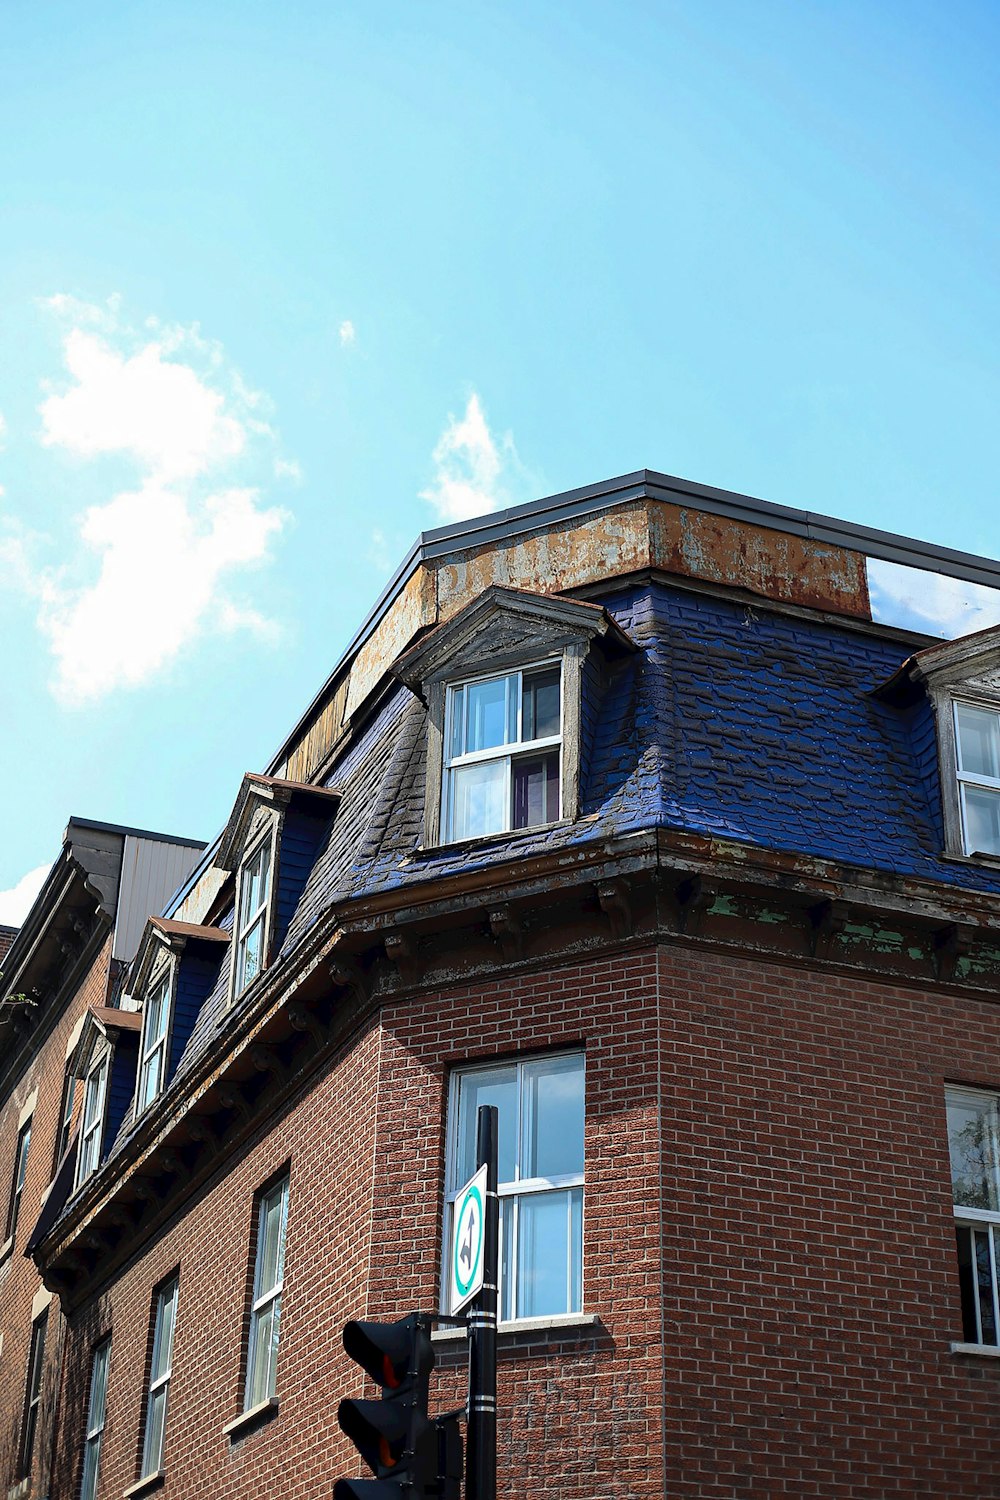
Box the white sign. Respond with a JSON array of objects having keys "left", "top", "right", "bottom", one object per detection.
[{"left": 450, "top": 1164, "right": 488, "bottom": 1314}]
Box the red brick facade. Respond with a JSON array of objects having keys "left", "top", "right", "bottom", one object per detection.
[{"left": 12, "top": 939, "right": 1000, "bottom": 1499}]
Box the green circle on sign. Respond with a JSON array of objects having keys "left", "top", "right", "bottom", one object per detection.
[{"left": 454, "top": 1183, "right": 484, "bottom": 1299}]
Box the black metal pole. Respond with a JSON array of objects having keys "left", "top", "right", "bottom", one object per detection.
[{"left": 466, "top": 1104, "right": 498, "bottom": 1500}]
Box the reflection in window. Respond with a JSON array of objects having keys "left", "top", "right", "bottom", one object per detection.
[
  {"left": 80, "top": 1337, "right": 111, "bottom": 1500},
  {"left": 141, "top": 1275, "right": 178, "bottom": 1479},
  {"left": 235, "top": 840, "right": 271, "bottom": 996},
  {"left": 245, "top": 1175, "right": 289, "bottom": 1409},
  {"left": 947, "top": 1086, "right": 1000, "bottom": 1344},
  {"left": 76, "top": 1051, "right": 109, "bottom": 1188},
  {"left": 138, "top": 973, "right": 170, "bottom": 1113},
  {"left": 447, "top": 1053, "right": 584, "bottom": 1321},
  {"left": 6, "top": 1118, "right": 31, "bottom": 1242}
]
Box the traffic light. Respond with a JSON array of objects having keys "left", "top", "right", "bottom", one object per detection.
[{"left": 334, "top": 1313, "right": 439, "bottom": 1499}]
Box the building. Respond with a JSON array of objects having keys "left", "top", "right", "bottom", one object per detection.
[
  {"left": 0, "top": 821, "right": 206, "bottom": 1500},
  {"left": 5, "top": 470, "right": 1000, "bottom": 1497}
]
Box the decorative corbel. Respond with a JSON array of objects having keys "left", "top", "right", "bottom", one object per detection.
[
  {"left": 598, "top": 880, "right": 633, "bottom": 942},
  {"left": 488, "top": 907, "right": 523, "bottom": 965},
  {"left": 250, "top": 1044, "right": 282, "bottom": 1080},
  {"left": 933, "top": 922, "right": 976, "bottom": 983},
  {"left": 288, "top": 1003, "right": 326, "bottom": 1050},
  {"left": 186, "top": 1117, "right": 220, "bottom": 1155},
  {"left": 218, "top": 1084, "right": 253, "bottom": 1125},
  {"left": 157, "top": 1150, "right": 180, "bottom": 1177},
  {"left": 674, "top": 875, "right": 711, "bottom": 935},
  {"left": 807, "top": 899, "right": 849, "bottom": 960},
  {"left": 384, "top": 931, "right": 420, "bottom": 987},
  {"left": 328, "top": 955, "right": 368, "bottom": 1001}
]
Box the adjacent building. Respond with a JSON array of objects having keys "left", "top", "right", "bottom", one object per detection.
[{"left": 5, "top": 470, "right": 1000, "bottom": 1497}]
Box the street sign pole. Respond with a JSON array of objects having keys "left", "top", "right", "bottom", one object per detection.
[{"left": 465, "top": 1105, "right": 498, "bottom": 1500}]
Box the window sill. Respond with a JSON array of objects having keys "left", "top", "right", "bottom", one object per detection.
[
  {"left": 123, "top": 1469, "right": 165, "bottom": 1498},
  {"left": 940, "top": 849, "right": 1000, "bottom": 871},
  {"left": 951, "top": 1341, "right": 1000, "bottom": 1358},
  {"left": 7, "top": 1478, "right": 30, "bottom": 1500},
  {"left": 432, "top": 1312, "right": 599, "bottom": 1343},
  {"left": 223, "top": 1397, "right": 279, "bottom": 1440},
  {"left": 0, "top": 1235, "right": 13, "bottom": 1267},
  {"left": 410, "top": 818, "right": 574, "bottom": 863}
]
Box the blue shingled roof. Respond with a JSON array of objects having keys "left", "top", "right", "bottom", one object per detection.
[{"left": 102, "top": 577, "right": 1000, "bottom": 1170}]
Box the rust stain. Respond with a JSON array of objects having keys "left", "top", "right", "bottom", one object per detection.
[{"left": 650, "top": 505, "right": 871, "bottom": 618}]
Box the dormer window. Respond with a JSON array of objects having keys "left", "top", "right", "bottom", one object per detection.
[
  {"left": 76, "top": 1047, "right": 110, "bottom": 1188},
  {"left": 235, "top": 838, "right": 272, "bottom": 995},
  {"left": 137, "top": 970, "right": 171, "bottom": 1114},
  {"left": 391, "top": 585, "right": 637, "bottom": 850},
  {"left": 954, "top": 701, "right": 1000, "bottom": 856},
  {"left": 444, "top": 663, "right": 562, "bottom": 841}
]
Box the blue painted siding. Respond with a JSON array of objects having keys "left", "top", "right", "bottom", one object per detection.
[
  {"left": 104, "top": 1035, "right": 139, "bottom": 1165},
  {"left": 169, "top": 951, "right": 224, "bottom": 1080},
  {"left": 274, "top": 805, "right": 335, "bottom": 953}
]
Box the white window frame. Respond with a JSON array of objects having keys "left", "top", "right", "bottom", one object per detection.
[
  {"left": 946, "top": 1084, "right": 1000, "bottom": 1345},
  {"left": 244, "top": 1174, "right": 290, "bottom": 1409},
  {"left": 443, "top": 1052, "right": 584, "bottom": 1324},
  {"left": 80, "top": 1336, "right": 111, "bottom": 1500},
  {"left": 952, "top": 698, "right": 1000, "bottom": 857},
  {"left": 441, "top": 659, "right": 563, "bottom": 844},
  {"left": 75, "top": 1048, "right": 110, "bottom": 1190},
  {"left": 231, "top": 832, "right": 275, "bottom": 1001},
  {"left": 141, "top": 1274, "right": 178, "bottom": 1479},
  {"left": 136, "top": 968, "right": 172, "bottom": 1116}
]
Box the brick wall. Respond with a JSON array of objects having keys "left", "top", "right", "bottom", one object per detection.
[{"left": 30, "top": 938, "right": 1000, "bottom": 1499}]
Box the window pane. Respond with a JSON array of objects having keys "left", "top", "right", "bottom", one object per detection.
[
  {"left": 87, "top": 1341, "right": 110, "bottom": 1435},
  {"left": 456, "top": 1068, "right": 517, "bottom": 1187},
  {"left": 466, "top": 676, "right": 511, "bottom": 752},
  {"left": 449, "top": 685, "right": 465, "bottom": 759},
  {"left": 523, "top": 668, "right": 560, "bottom": 741},
  {"left": 239, "top": 916, "right": 266, "bottom": 989},
  {"left": 83, "top": 1060, "right": 107, "bottom": 1131},
  {"left": 962, "top": 784, "right": 1000, "bottom": 855},
  {"left": 957, "top": 703, "right": 1000, "bottom": 779},
  {"left": 521, "top": 1055, "right": 584, "bottom": 1181},
  {"left": 80, "top": 1441, "right": 101, "bottom": 1500},
  {"left": 139, "top": 1048, "right": 162, "bottom": 1112},
  {"left": 500, "top": 1199, "right": 513, "bottom": 1323},
  {"left": 151, "top": 1285, "right": 176, "bottom": 1383},
  {"left": 517, "top": 1190, "right": 572, "bottom": 1318},
  {"left": 257, "top": 1183, "right": 287, "bottom": 1296},
  {"left": 512, "top": 753, "right": 560, "bottom": 829},
  {"left": 142, "top": 1386, "right": 167, "bottom": 1475},
  {"left": 957, "top": 1225, "right": 979, "bottom": 1341},
  {"left": 146, "top": 979, "right": 169, "bottom": 1045},
  {"left": 948, "top": 1093, "right": 1000, "bottom": 1211},
  {"left": 450, "top": 760, "right": 507, "bottom": 841},
  {"left": 241, "top": 844, "right": 270, "bottom": 924},
  {"left": 975, "top": 1230, "right": 998, "bottom": 1343},
  {"left": 247, "top": 1297, "right": 281, "bottom": 1406}
]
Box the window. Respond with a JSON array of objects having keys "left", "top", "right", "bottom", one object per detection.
[
  {"left": 76, "top": 1048, "right": 110, "bottom": 1189},
  {"left": 53, "top": 1065, "right": 76, "bottom": 1168},
  {"left": 946, "top": 1086, "right": 1000, "bottom": 1344},
  {"left": 137, "top": 971, "right": 171, "bottom": 1113},
  {"left": 445, "top": 1053, "right": 584, "bottom": 1322},
  {"left": 234, "top": 839, "right": 272, "bottom": 996},
  {"left": 80, "top": 1337, "right": 111, "bottom": 1500},
  {"left": 443, "top": 664, "right": 562, "bottom": 842},
  {"left": 20, "top": 1310, "right": 47, "bottom": 1477},
  {"left": 6, "top": 1118, "right": 31, "bottom": 1243},
  {"left": 954, "top": 701, "right": 1000, "bottom": 857},
  {"left": 245, "top": 1175, "right": 289, "bottom": 1408},
  {"left": 141, "top": 1274, "right": 178, "bottom": 1479}
]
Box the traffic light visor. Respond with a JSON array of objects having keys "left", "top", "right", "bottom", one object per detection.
[{"left": 341, "top": 1314, "right": 434, "bottom": 1389}]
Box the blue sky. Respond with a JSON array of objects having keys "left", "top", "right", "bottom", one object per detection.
[{"left": 2, "top": 0, "right": 1000, "bottom": 920}]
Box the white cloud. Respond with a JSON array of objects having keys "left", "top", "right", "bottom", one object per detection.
[
  {"left": 338, "top": 320, "right": 356, "bottom": 346},
  {"left": 420, "top": 393, "right": 527, "bottom": 524},
  {"left": 2, "top": 297, "right": 294, "bottom": 706},
  {"left": 868, "top": 558, "right": 1000, "bottom": 639},
  {"left": 0, "top": 864, "right": 50, "bottom": 926}
]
